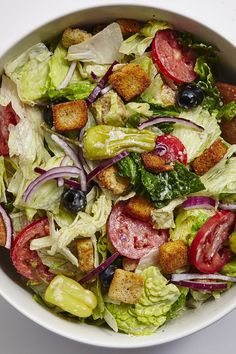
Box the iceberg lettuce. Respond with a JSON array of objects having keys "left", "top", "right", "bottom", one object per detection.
[
  {"left": 141, "top": 74, "right": 176, "bottom": 106},
  {"left": 140, "top": 20, "right": 172, "bottom": 38},
  {"left": 0, "top": 157, "right": 7, "bottom": 203},
  {"left": 151, "top": 198, "right": 185, "bottom": 229}
]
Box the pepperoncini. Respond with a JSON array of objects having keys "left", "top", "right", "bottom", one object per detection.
[
  {"left": 82, "top": 125, "right": 156, "bottom": 160},
  {"left": 45, "top": 275, "right": 97, "bottom": 317}
]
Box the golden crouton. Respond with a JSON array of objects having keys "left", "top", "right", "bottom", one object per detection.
[
  {"left": 62, "top": 28, "right": 92, "bottom": 48},
  {"left": 52, "top": 100, "right": 88, "bottom": 132},
  {"left": 77, "top": 238, "right": 94, "bottom": 273},
  {"left": 109, "top": 64, "right": 150, "bottom": 101},
  {"left": 108, "top": 269, "right": 144, "bottom": 304},
  {"left": 141, "top": 152, "right": 173, "bottom": 173},
  {"left": 116, "top": 19, "right": 142, "bottom": 38},
  {"left": 0, "top": 215, "right": 6, "bottom": 246},
  {"left": 96, "top": 165, "right": 130, "bottom": 195},
  {"left": 192, "top": 139, "right": 228, "bottom": 176},
  {"left": 158, "top": 240, "right": 188, "bottom": 274},
  {"left": 126, "top": 196, "right": 155, "bottom": 222},
  {"left": 122, "top": 257, "right": 139, "bottom": 272}
]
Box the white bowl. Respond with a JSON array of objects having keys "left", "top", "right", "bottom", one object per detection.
[{"left": 0, "top": 0, "right": 236, "bottom": 348}]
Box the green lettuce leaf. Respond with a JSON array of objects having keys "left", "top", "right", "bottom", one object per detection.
[
  {"left": 117, "top": 154, "right": 140, "bottom": 187},
  {"left": 221, "top": 259, "right": 236, "bottom": 277},
  {"left": 0, "top": 157, "right": 7, "bottom": 203},
  {"left": 151, "top": 198, "right": 185, "bottom": 229},
  {"left": 47, "top": 81, "right": 95, "bottom": 101},
  {"left": 107, "top": 267, "right": 180, "bottom": 335},
  {"left": 140, "top": 20, "right": 171, "bottom": 38},
  {"left": 141, "top": 74, "right": 175, "bottom": 106},
  {"left": 77, "top": 62, "right": 110, "bottom": 80},
  {"left": 217, "top": 102, "right": 236, "bottom": 121},
  {"left": 97, "top": 231, "right": 108, "bottom": 263},
  {"left": 4, "top": 43, "right": 51, "bottom": 104},
  {"left": 37, "top": 249, "right": 78, "bottom": 277},
  {"left": 131, "top": 56, "right": 158, "bottom": 80},
  {"left": 172, "top": 107, "right": 221, "bottom": 162},
  {"left": 166, "top": 286, "right": 189, "bottom": 320},
  {"left": 90, "top": 280, "right": 105, "bottom": 320},
  {"left": 170, "top": 208, "right": 214, "bottom": 245}
]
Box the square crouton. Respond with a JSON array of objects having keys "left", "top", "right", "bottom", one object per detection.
[
  {"left": 52, "top": 100, "right": 88, "bottom": 132},
  {"left": 77, "top": 238, "right": 94, "bottom": 273},
  {"left": 158, "top": 240, "right": 188, "bottom": 274},
  {"left": 62, "top": 28, "right": 92, "bottom": 48},
  {"left": 109, "top": 63, "right": 150, "bottom": 101},
  {"left": 96, "top": 165, "right": 130, "bottom": 195},
  {"left": 116, "top": 19, "right": 142, "bottom": 38},
  {"left": 108, "top": 269, "right": 144, "bottom": 304},
  {"left": 126, "top": 196, "right": 155, "bottom": 222}
]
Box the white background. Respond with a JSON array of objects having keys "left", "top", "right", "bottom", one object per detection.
[{"left": 0, "top": 0, "right": 236, "bottom": 353}]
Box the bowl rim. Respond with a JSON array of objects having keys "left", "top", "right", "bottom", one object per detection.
[{"left": 0, "top": 0, "right": 236, "bottom": 348}]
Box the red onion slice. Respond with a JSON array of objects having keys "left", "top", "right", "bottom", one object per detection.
[
  {"left": 91, "top": 71, "right": 98, "bottom": 81},
  {"left": 138, "top": 116, "right": 204, "bottom": 131},
  {"left": 87, "top": 151, "right": 129, "bottom": 183},
  {"left": 56, "top": 61, "right": 77, "bottom": 90},
  {"left": 219, "top": 203, "right": 236, "bottom": 211},
  {"left": 58, "top": 156, "right": 71, "bottom": 188},
  {"left": 155, "top": 142, "right": 168, "bottom": 156},
  {"left": 172, "top": 280, "right": 227, "bottom": 291},
  {"left": 100, "top": 84, "right": 113, "bottom": 96},
  {"left": 181, "top": 196, "right": 217, "bottom": 210},
  {"left": 86, "top": 61, "right": 118, "bottom": 106},
  {"left": 171, "top": 273, "right": 236, "bottom": 283},
  {"left": 0, "top": 204, "right": 13, "bottom": 249},
  {"left": 51, "top": 134, "right": 87, "bottom": 192},
  {"left": 34, "top": 167, "right": 81, "bottom": 189},
  {"left": 79, "top": 251, "right": 120, "bottom": 285},
  {"left": 23, "top": 166, "right": 82, "bottom": 203}
]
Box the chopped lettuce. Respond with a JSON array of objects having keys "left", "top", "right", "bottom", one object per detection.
[
  {"left": 200, "top": 145, "right": 236, "bottom": 196},
  {"left": 0, "top": 157, "right": 7, "bottom": 203},
  {"left": 172, "top": 107, "right": 221, "bottom": 162},
  {"left": 217, "top": 102, "right": 236, "bottom": 121},
  {"left": 221, "top": 259, "right": 236, "bottom": 277},
  {"left": 0, "top": 75, "right": 26, "bottom": 118},
  {"left": 4, "top": 43, "right": 51, "bottom": 104},
  {"left": 151, "top": 198, "right": 185, "bottom": 229},
  {"left": 77, "top": 62, "right": 110, "bottom": 80},
  {"left": 107, "top": 267, "right": 180, "bottom": 335},
  {"left": 47, "top": 81, "right": 95, "bottom": 101},
  {"left": 131, "top": 56, "right": 158, "bottom": 80},
  {"left": 170, "top": 208, "right": 215, "bottom": 245},
  {"left": 67, "top": 23, "right": 123, "bottom": 64},
  {"left": 166, "top": 286, "right": 189, "bottom": 320},
  {"left": 90, "top": 280, "right": 105, "bottom": 320},
  {"left": 125, "top": 101, "right": 153, "bottom": 118},
  {"left": 97, "top": 231, "right": 108, "bottom": 263},
  {"left": 140, "top": 20, "right": 171, "bottom": 38},
  {"left": 37, "top": 249, "right": 78, "bottom": 277},
  {"left": 141, "top": 74, "right": 176, "bottom": 106}
]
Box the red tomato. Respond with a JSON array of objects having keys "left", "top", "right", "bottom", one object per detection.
[
  {"left": 156, "top": 134, "right": 187, "bottom": 165},
  {"left": 108, "top": 202, "right": 168, "bottom": 259},
  {"left": 152, "top": 29, "right": 196, "bottom": 83},
  {"left": 11, "top": 218, "right": 54, "bottom": 283},
  {"left": 189, "top": 211, "right": 236, "bottom": 273},
  {"left": 0, "top": 103, "right": 20, "bottom": 156}
]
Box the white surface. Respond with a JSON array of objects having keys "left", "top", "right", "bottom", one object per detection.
[
  {"left": 0, "top": 0, "right": 236, "bottom": 351},
  {"left": 0, "top": 294, "right": 236, "bottom": 354}
]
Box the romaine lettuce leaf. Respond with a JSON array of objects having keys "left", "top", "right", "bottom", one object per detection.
[
  {"left": 47, "top": 81, "right": 95, "bottom": 101},
  {"left": 151, "top": 198, "right": 185, "bottom": 229},
  {"left": 131, "top": 56, "right": 158, "bottom": 80},
  {"left": 0, "top": 157, "right": 7, "bottom": 203},
  {"left": 172, "top": 107, "right": 221, "bottom": 162},
  {"left": 4, "top": 43, "right": 52, "bottom": 104},
  {"left": 217, "top": 102, "right": 236, "bottom": 121},
  {"left": 140, "top": 20, "right": 171, "bottom": 38},
  {"left": 141, "top": 74, "right": 175, "bottom": 106},
  {"left": 77, "top": 62, "right": 110, "bottom": 80},
  {"left": 221, "top": 259, "right": 236, "bottom": 277},
  {"left": 166, "top": 286, "right": 189, "bottom": 320}
]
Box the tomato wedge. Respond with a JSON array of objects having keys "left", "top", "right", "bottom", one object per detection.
[
  {"left": 189, "top": 211, "right": 236, "bottom": 273},
  {"left": 11, "top": 218, "right": 54, "bottom": 283},
  {"left": 108, "top": 202, "right": 168, "bottom": 259},
  {"left": 156, "top": 134, "right": 187, "bottom": 165},
  {"left": 152, "top": 29, "right": 196, "bottom": 83}
]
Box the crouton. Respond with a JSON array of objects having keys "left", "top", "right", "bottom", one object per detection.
[
  {"left": 109, "top": 63, "right": 150, "bottom": 101},
  {"left": 62, "top": 28, "right": 92, "bottom": 48},
  {"left": 96, "top": 165, "right": 130, "bottom": 195},
  {"left": 0, "top": 215, "right": 6, "bottom": 246},
  {"left": 52, "top": 100, "right": 88, "bottom": 132},
  {"left": 126, "top": 196, "right": 155, "bottom": 222},
  {"left": 122, "top": 257, "right": 139, "bottom": 272},
  {"left": 116, "top": 19, "right": 142, "bottom": 38},
  {"left": 192, "top": 139, "right": 228, "bottom": 176},
  {"left": 158, "top": 240, "right": 188, "bottom": 274},
  {"left": 108, "top": 269, "right": 144, "bottom": 304},
  {"left": 141, "top": 152, "right": 173, "bottom": 173},
  {"left": 77, "top": 238, "right": 94, "bottom": 273},
  {"left": 91, "top": 90, "right": 127, "bottom": 126}
]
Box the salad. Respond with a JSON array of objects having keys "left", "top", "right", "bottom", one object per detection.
[{"left": 1, "top": 18, "right": 236, "bottom": 336}]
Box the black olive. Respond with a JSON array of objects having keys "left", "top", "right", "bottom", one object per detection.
[
  {"left": 61, "top": 189, "right": 87, "bottom": 213},
  {"left": 100, "top": 265, "right": 117, "bottom": 288},
  {"left": 43, "top": 105, "right": 54, "bottom": 127},
  {"left": 177, "top": 84, "right": 204, "bottom": 109}
]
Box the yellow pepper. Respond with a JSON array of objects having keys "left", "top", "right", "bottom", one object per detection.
[{"left": 45, "top": 275, "right": 97, "bottom": 318}]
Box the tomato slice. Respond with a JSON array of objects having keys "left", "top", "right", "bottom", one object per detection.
[
  {"left": 156, "top": 134, "right": 187, "bottom": 165},
  {"left": 0, "top": 103, "right": 20, "bottom": 156},
  {"left": 152, "top": 29, "right": 197, "bottom": 83},
  {"left": 11, "top": 218, "right": 54, "bottom": 283},
  {"left": 108, "top": 202, "right": 168, "bottom": 259},
  {"left": 189, "top": 211, "right": 236, "bottom": 273}
]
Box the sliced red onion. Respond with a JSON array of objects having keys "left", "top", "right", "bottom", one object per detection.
[
  {"left": 0, "top": 204, "right": 13, "bottom": 249},
  {"left": 138, "top": 116, "right": 204, "bottom": 131},
  {"left": 181, "top": 196, "right": 217, "bottom": 210},
  {"left": 78, "top": 148, "right": 91, "bottom": 174},
  {"left": 56, "top": 61, "right": 77, "bottom": 90},
  {"left": 51, "top": 134, "right": 87, "bottom": 192},
  {"left": 79, "top": 251, "right": 120, "bottom": 285},
  {"left": 34, "top": 167, "right": 81, "bottom": 189},
  {"left": 155, "top": 142, "right": 168, "bottom": 157},
  {"left": 23, "top": 166, "right": 82, "bottom": 203},
  {"left": 219, "top": 203, "right": 236, "bottom": 211},
  {"left": 87, "top": 151, "right": 129, "bottom": 183},
  {"left": 91, "top": 71, "right": 98, "bottom": 81},
  {"left": 172, "top": 280, "right": 227, "bottom": 291},
  {"left": 171, "top": 273, "right": 236, "bottom": 283},
  {"left": 100, "top": 84, "right": 113, "bottom": 96},
  {"left": 86, "top": 61, "right": 118, "bottom": 106},
  {"left": 58, "top": 156, "right": 71, "bottom": 188}
]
